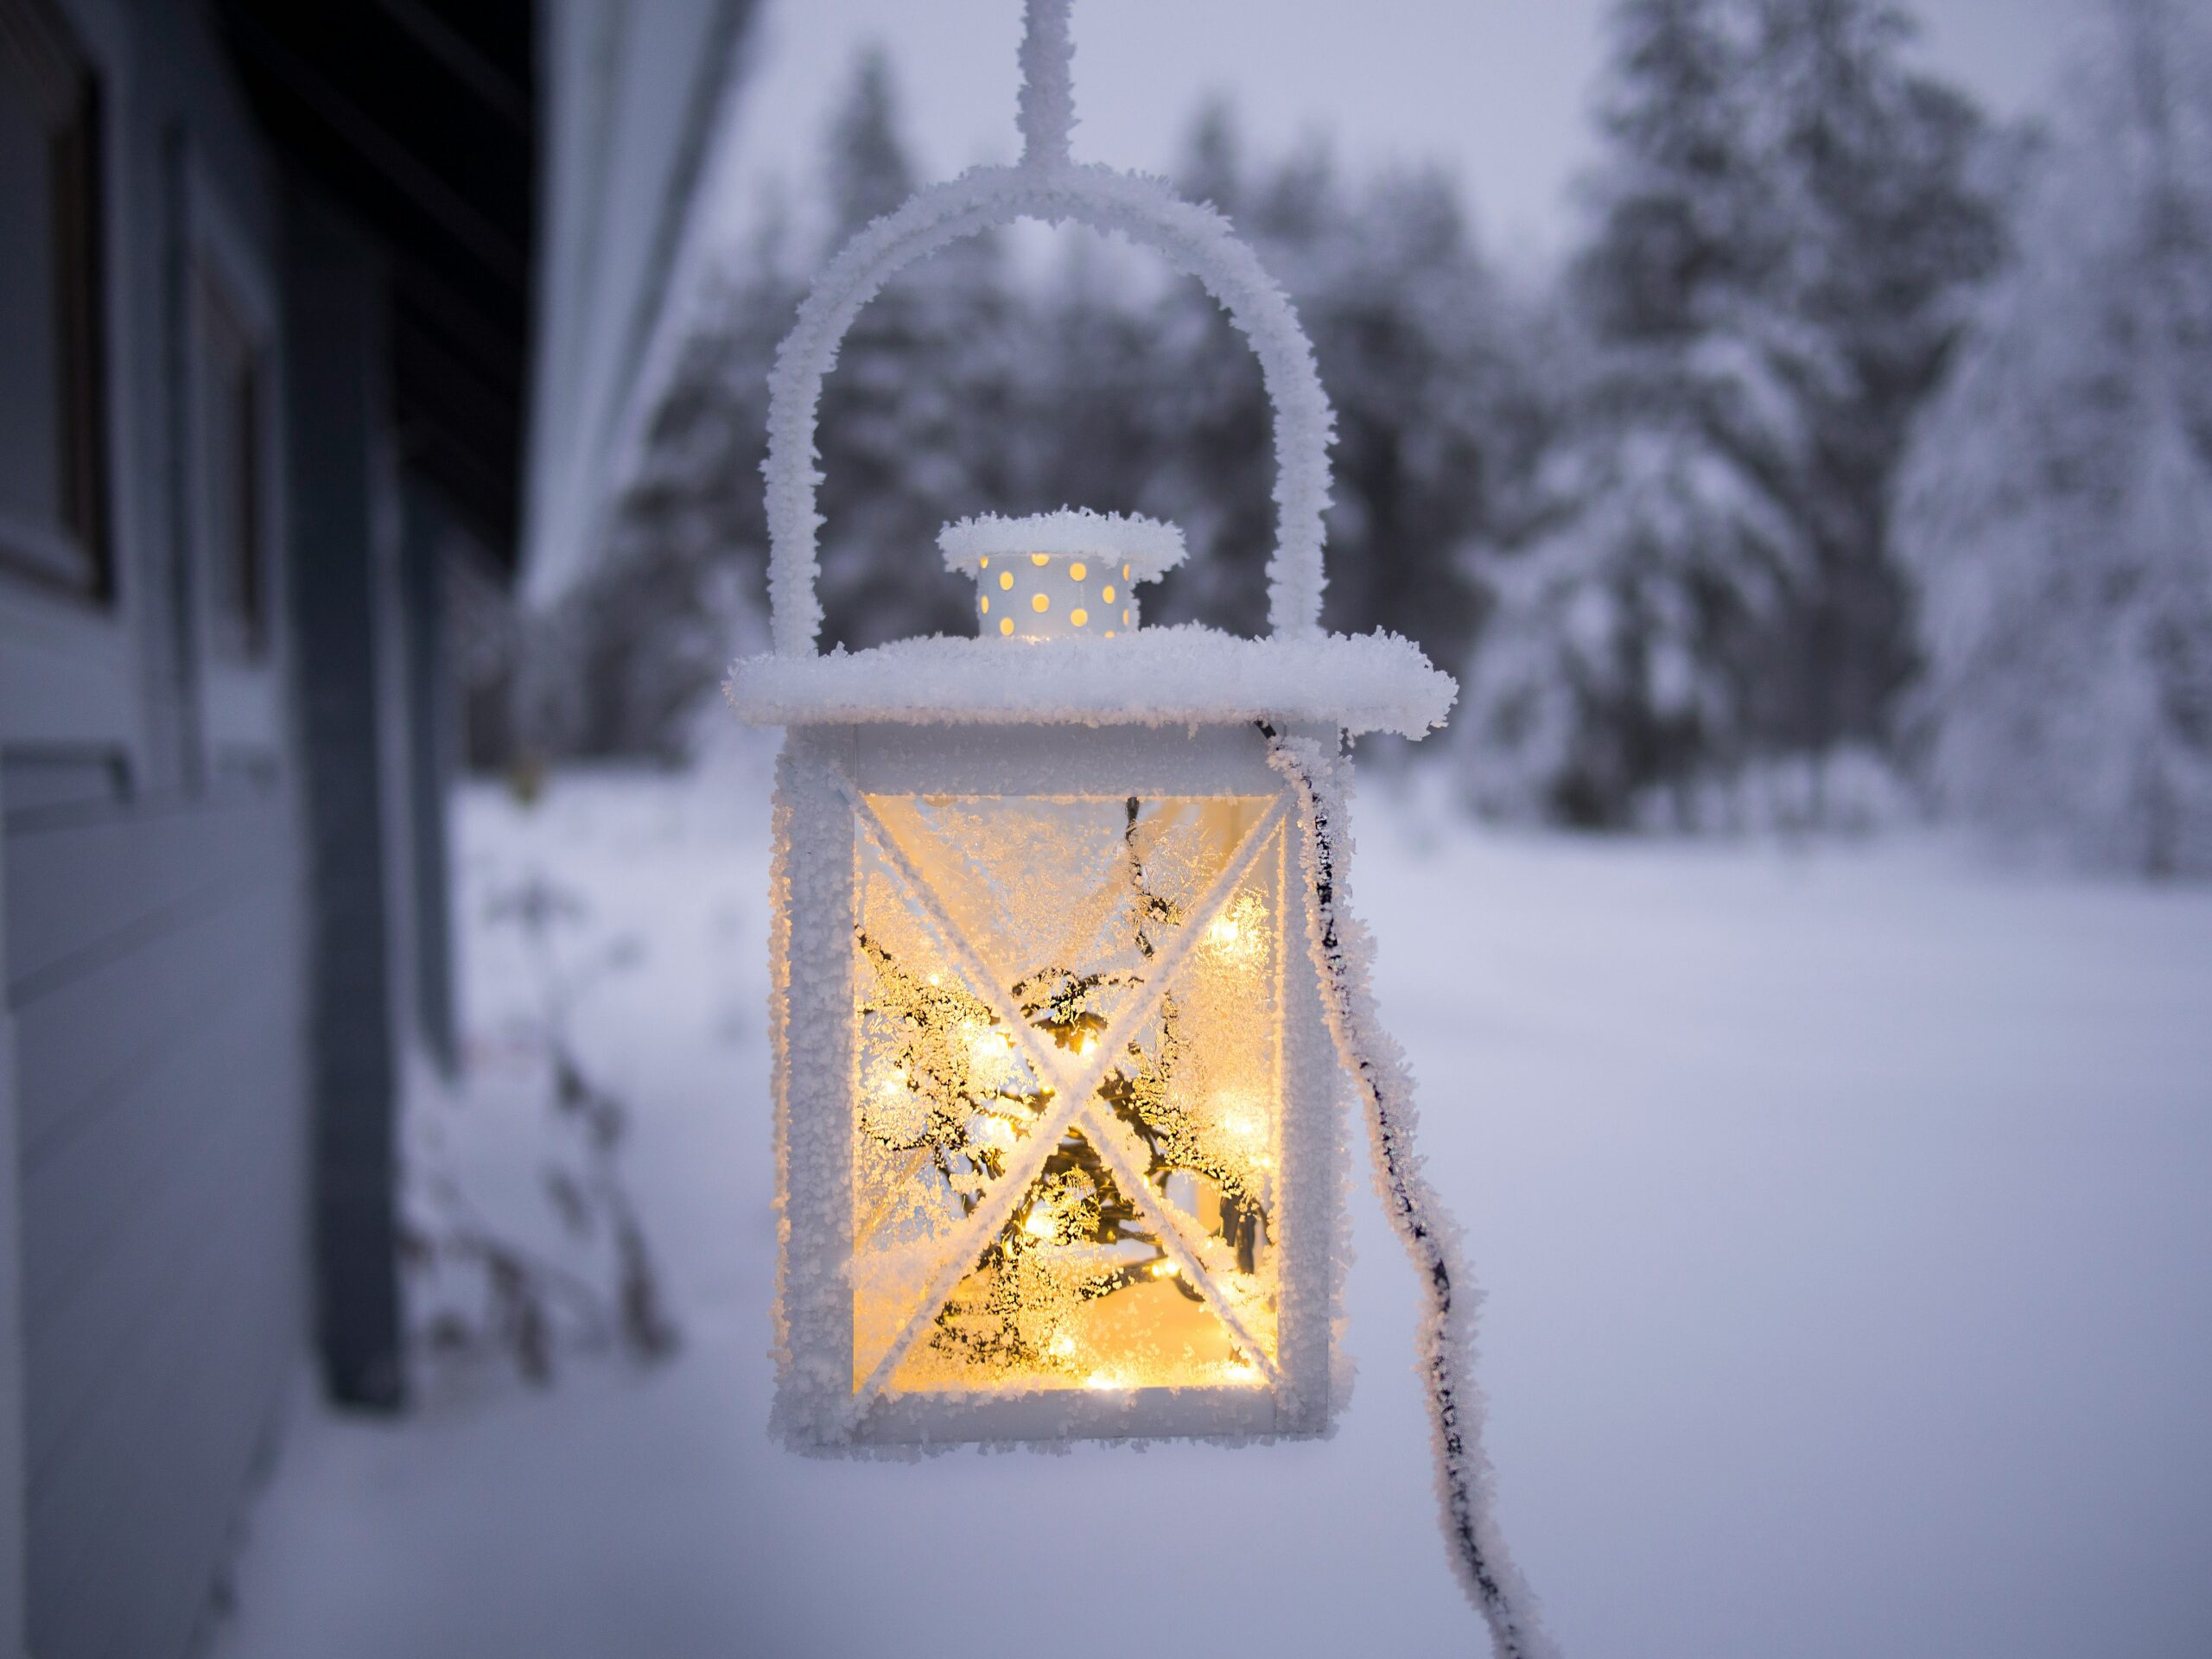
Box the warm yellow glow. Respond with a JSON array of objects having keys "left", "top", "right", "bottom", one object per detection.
[
  {"left": 999, "top": 617, "right": 1014, "bottom": 636},
  {"left": 1103, "top": 585, "right": 1116, "bottom": 603},
  {"left": 978, "top": 556, "right": 989, "bottom": 569},
  {"left": 999, "top": 570, "right": 1014, "bottom": 590},
  {"left": 980, "top": 595, "right": 989, "bottom": 613},
  {"left": 1069, "top": 562, "right": 1087, "bottom": 582},
  {"left": 1071, "top": 607, "right": 1089, "bottom": 627},
  {"left": 1030, "top": 553, "right": 1051, "bottom": 566},
  {"left": 1104, "top": 630, "right": 1116, "bottom": 638},
  {"left": 1032, "top": 593, "right": 1050, "bottom": 613},
  {"left": 1123, "top": 608, "right": 1133, "bottom": 626},
  {"left": 850, "top": 791, "right": 1287, "bottom": 1400},
  {"left": 1122, "top": 563, "right": 1131, "bottom": 580}
]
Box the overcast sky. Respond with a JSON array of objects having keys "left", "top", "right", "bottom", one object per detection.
[{"left": 709, "top": 0, "right": 2082, "bottom": 273}]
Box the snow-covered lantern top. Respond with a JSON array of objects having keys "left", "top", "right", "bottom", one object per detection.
[
  {"left": 728, "top": 6, "right": 1548, "bottom": 1650},
  {"left": 940, "top": 508, "right": 1183, "bottom": 639}
]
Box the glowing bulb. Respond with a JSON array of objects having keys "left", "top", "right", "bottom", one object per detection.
[
  {"left": 1222, "top": 1362, "right": 1262, "bottom": 1386},
  {"left": 1084, "top": 1371, "right": 1125, "bottom": 1391},
  {"left": 1000, "top": 617, "right": 1014, "bottom": 636},
  {"left": 1207, "top": 916, "right": 1241, "bottom": 948},
  {"left": 880, "top": 1073, "right": 906, "bottom": 1096},
  {"left": 1071, "top": 607, "right": 1089, "bottom": 627},
  {"left": 1149, "top": 1258, "right": 1179, "bottom": 1278},
  {"left": 1023, "top": 1206, "right": 1054, "bottom": 1239},
  {"left": 1049, "top": 1334, "right": 1077, "bottom": 1358},
  {"left": 1069, "top": 562, "right": 1087, "bottom": 582},
  {"left": 1103, "top": 585, "right": 1116, "bottom": 603},
  {"left": 1032, "top": 593, "right": 1049, "bottom": 613},
  {"left": 1077, "top": 1033, "right": 1097, "bottom": 1058},
  {"left": 999, "top": 570, "right": 1014, "bottom": 591}
]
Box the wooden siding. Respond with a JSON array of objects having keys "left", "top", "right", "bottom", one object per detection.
[
  {"left": 4, "top": 765, "right": 306, "bottom": 1659},
  {"left": 5, "top": 774, "right": 307, "bottom": 1659}
]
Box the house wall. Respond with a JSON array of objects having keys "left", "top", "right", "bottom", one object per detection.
[{"left": 0, "top": 0, "right": 443, "bottom": 1652}]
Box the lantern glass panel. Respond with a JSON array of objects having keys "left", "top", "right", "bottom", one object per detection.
[{"left": 850, "top": 791, "right": 1287, "bottom": 1398}]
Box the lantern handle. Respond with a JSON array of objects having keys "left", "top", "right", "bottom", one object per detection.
[{"left": 762, "top": 164, "right": 1336, "bottom": 656}]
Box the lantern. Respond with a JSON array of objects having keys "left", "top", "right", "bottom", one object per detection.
[
  {"left": 728, "top": 5, "right": 1459, "bottom": 1453},
  {"left": 729, "top": 10, "right": 1558, "bottom": 1652},
  {"left": 754, "top": 527, "right": 1423, "bottom": 1447}
]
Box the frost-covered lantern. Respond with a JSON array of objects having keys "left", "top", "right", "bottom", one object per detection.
[
  {"left": 730, "top": 12, "right": 1554, "bottom": 1650},
  {"left": 728, "top": 3, "right": 1456, "bottom": 1455}
]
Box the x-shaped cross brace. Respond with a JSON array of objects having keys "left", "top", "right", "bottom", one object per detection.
[{"left": 828, "top": 767, "right": 1293, "bottom": 1424}]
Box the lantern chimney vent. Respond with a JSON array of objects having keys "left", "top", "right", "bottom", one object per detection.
[{"left": 939, "top": 510, "right": 1183, "bottom": 640}]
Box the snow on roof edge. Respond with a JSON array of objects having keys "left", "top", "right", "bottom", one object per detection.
[
  {"left": 725, "top": 625, "right": 1458, "bottom": 741},
  {"left": 937, "top": 509, "right": 1188, "bottom": 577}
]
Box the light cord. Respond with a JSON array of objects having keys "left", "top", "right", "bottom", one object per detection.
[{"left": 1263, "top": 724, "right": 1558, "bottom": 1659}]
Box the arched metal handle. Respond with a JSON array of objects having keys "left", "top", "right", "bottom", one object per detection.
[{"left": 761, "top": 160, "right": 1337, "bottom": 657}]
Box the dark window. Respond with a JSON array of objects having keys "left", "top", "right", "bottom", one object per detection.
[
  {"left": 0, "top": 0, "right": 105, "bottom": 595},
  {"left": 198, "top": 269, "right": 267, "bottom": 658}
]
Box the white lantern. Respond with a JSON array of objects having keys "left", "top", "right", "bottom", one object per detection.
[
  {"left": 729, "top": 5, "right": 1461, "bottom": 1453},
  {"left": 730, "top": 9, "right": 1554, "bottom": 1655},
  {"left": 753, "top": 507, "right": 1442, "bottom": 1448}
]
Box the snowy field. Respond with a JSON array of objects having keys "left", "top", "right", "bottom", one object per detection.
[{"left": 213, "top": 748, "right": 2212, "bottom": 1659}]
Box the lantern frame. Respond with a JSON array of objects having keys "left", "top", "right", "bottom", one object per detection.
[{"left": 771, "top": 721, "right": 1351, "bottom": 1449}]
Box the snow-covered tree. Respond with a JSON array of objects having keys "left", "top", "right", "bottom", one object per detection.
[
  {"left": 1897, "top": 0, "right": 2212, "bottom": 876},
  {"left": 1462, "top": 0, "right": 1997, "bottom": 825},
  {"left": 1463, "top": 0, "right": 1813, "bottom": 823},
  {"left": 1750, "top": 0, "right": 2001, "bottom": 760}
]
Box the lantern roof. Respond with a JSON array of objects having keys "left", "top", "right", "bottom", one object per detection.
[
  {"left": 725, "top": 624, "right": 1455, "bottom": 739},
  {"left": 938, "top": 509, "right": 1187, "bottom": 579}
]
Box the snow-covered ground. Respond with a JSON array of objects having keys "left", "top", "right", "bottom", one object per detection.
[{"left": 213, "top": 748, "right": 2212, "bottom": 1659}]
